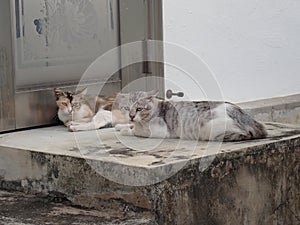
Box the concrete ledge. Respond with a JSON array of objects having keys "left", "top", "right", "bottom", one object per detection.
[
  {"left": 238, "top": 94, "right": 300, "bottom": 124},
  {"left": 0, "top": 123, "right": 300, "bottom": 224}
]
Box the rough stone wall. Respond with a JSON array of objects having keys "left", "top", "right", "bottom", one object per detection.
[{"left": 149, "top": 140, "right": 300, "bottom": 225}]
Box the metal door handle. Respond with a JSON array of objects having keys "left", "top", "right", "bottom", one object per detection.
[{"left": 166, "top": 89, "right": 184, "bottom": 99}]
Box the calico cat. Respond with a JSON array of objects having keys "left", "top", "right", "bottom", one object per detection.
[
  {"left": 116, "top": 91, "right": 267, "bottom": 141},
  {"left": 54, "top": 88, "right": 94, "bottom": 126},
  {"left": 54, "top": 88, "right": 126, "bottom": 131}
]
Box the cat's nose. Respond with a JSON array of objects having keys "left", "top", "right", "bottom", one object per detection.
[{"left": 129, "top": 115, "right": 135, "bottom": 121}]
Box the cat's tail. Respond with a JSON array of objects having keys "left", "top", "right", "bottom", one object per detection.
[
  {"left": 249, "top": 120, "right": 268, "bottom": 139},
  {"left": 220, "top": 121, "right": 267, "bottom": 142},
  {"left": 227, "top": 104, "right": 268, "bottom": 141}
]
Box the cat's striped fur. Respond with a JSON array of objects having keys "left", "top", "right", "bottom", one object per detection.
[{"left": 117, "top": 91, "right": 267, "bottom": 141}]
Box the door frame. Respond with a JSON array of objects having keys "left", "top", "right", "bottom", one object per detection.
[
  {"left": 0, "top": 0, "right": 15, "bottom": 132},
  {"left": 119, "top": 0, "right": 165, "bottom": 97}
]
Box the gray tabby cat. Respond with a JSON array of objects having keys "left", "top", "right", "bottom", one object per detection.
[{"left": 116, "top": 91, "right": 267, "bottom": 141}]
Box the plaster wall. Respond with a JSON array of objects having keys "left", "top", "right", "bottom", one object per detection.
[{"left": 163, "top": 0, "right": 300, "bottom": 102}]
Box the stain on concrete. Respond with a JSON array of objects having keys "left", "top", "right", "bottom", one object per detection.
[
  {"left": 109, "top": 148, "right": 136, "bottom": 157},
  {"left": 31, "top": 152, "right": 48, "bottom": 165}
]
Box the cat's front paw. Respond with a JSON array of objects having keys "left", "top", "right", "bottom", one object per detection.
[
  {"left": 114, "top": 124, "right": 123, "bottom": 131},
  {"left": 68, "top": 125, "right": 78, "bottom": 132},
  {"left": 120, "top": 128, "right": 134, "bottom": 136},
  {"left": 64, "top": 121, "right": 72, "bottom": 127},
  {"left": 115, "top": 123, "right": 133, "bottom": 131}
]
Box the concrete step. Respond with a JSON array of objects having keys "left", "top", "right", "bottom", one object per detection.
[{"left": 0, "top": 123, "right": 299, "bottom": 225}]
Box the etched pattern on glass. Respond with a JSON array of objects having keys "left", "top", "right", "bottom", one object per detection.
[{"left": 16, "top": 0, "right": 114, "bottom": 66}]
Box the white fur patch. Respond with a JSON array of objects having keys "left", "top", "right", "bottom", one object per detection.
[
  {"left": 120, "top": 127, "right": 134, "bottom": 136},
  {"left": 115, "top": 124, "right": 133, "bottom": 131},
  {"left": 68, "top": 109, "right": 112, "bottom": 132},
  {"left": 148, "top": 118, "right": 170, "bottom": 138}
]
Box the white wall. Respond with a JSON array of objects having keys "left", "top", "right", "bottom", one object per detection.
[{"left": 163, "top": 0, "right": 300, "bottom": 102}]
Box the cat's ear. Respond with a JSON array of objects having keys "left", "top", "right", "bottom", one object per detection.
[
  {"left": 144, "top": 90, "right": 159, "bottom": 102},
  {"left": 54, "top": 88, "right": 66, "bottom": 99},
  {"left": 145, "top": 95, "right": 156, "bottom": 102},
  {"left": 147, "top": 90, "right": 159, "bottom": 97},
  {"left": 75, "top": 87, "right": 88, "bottom": 96}
]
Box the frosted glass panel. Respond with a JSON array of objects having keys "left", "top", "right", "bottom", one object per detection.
[{"left": 14, "top": 0, "right": 120, "bottom": 88}]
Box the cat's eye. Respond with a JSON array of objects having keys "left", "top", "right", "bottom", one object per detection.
[
  {"left": 122, "top": 106, "right": 130, "bottom": 111},
  {"left": 62, "top": 102, "right": 68, "bottom": 106},
  {"left": 72, "top": 103, "right": 79, "bottom": 107},
  {"left": 136, "top": 107, "right": 143, "bottom": 112}
]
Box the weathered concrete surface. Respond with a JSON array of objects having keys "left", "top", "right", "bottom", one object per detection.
[
  {"left": 0, "top": 123, "right": 299, "bottom": 224},
  {"left": 0, "top": 190, "right": 151, "bottom": 225}
]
